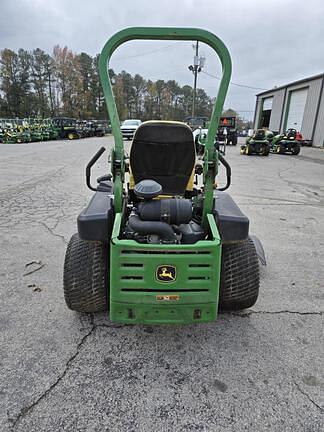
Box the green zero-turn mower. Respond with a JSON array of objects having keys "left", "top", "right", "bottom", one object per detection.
[
  {"left": 240, "top": 129, "right": 273, "bottom": 156},
  {"left": 63, "top": 27, "right": 266, "bottom": 325},
  {"left": 270, "top": 129, "right": 301, "bottom": 155}
]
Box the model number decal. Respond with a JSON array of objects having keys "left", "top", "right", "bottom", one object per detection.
[{"left": 156, "top": 295, "right": 180, "bottom": 301}]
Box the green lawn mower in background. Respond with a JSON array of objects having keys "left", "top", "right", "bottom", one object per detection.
[
  {"left": 18, "top": 128, "right": 32, "bottom": 143},
  {"left": 271, "top": 128, "right": 301, "bottom": 155},
  {"left": 16, "top": 121, "right": 32, "bottom": 143},
  {"left": 63, "top": 27, "right": 265, "bottom": 325},
  {"left": 240, "top": 129, "right": 273, "bottom": 156},
  {"left": 2, "top": 121, "right": 21, "bottom": 143},
  {"left": 30, "top": 128, "right": 43, "bottom": 142},
  {"left": 40, "top": 126, "right": 50, "bottom": 141},
  {"left": 0, "top": 125, "right": 4, "bottom": 143},
  {"left": 43, "top": 118, "right": 59, "bottom": 140},
  {"left": 4, "top": 130, "right": 20, "bottom": 144}
]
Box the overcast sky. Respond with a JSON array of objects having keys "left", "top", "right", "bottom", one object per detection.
[{"left": 1, "top": 0, "right": 324, "bottom": 119}]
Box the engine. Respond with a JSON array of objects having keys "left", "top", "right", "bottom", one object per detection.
[{"left": 123, "top": 180, "right": 206, "bottom": 244}]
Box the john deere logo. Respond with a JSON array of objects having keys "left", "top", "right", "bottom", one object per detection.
[{"left": 156, "top": 265, "right": 176, "bottom": 283}]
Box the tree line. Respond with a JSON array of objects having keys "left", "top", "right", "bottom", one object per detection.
[{"left": 0, "top": 46, "right": 213, "bottom": 121}]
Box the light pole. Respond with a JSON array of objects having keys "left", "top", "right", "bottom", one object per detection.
[{"left": 188, "top": 41, "right": 205, "bottom": 117}]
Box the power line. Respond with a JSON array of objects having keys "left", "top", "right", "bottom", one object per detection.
[
  {"left": 113, "top": 43, "right": 181, "bottom": 61},
  {"left": 201, "top": 70, "right": 268, "bottom": 91},
  {"left": 112, "top": 43, "right": 269, "bottom": 92}
]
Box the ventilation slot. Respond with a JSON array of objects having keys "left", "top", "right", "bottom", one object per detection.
[
  {"left": 121, "top": 288, "right": 209, "bottom": 293},
  {"left": 188, "top": 276, "right": 211, "bottom": 280},
  {"left": 121, "top": 276, "right": 143, "bottom": 280},
  {"left": 121, "top": 250, "right": 211, "bottom": 255}
]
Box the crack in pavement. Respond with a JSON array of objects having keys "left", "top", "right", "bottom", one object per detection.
[
  {"left": 9, "top": 324, "right": 95, "bottom": 430},
  {"left": 39, "top": 221, "right": 68, "bottom": 245},
  {"left": 226, "top": 310, "right": 324, "bottom": 416},
  {"left": 277, "top": 163, "right": 324, "bottom": 205},
  {"left": 294, "top": 380, "right": 323, "bottom": 412},
  {"left": 6, "top": 312, "right": 323, "bottom": 429},
  {"left": 0, "top": 154, "right": 83, "bottom": 199},
  {"left": 296, "top": 155, "right": 324, "bottom": 166},
  {"left": 225, "top": 310, "right": 323, "bottom": 317},
  {"left": 8, "top": 318, "right": 127, "bottom": 430}
]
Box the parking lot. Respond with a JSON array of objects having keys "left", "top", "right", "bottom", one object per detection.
[{"left": 0, "top": 136, "right": 323, "bottom": 431}]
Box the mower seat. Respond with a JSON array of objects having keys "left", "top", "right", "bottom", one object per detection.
[
  {"left": 129, "top": 121, "right": 195, "bottom": 196},
  {"left": 253, "top": 129, "right": 266, "bottom": 140}
]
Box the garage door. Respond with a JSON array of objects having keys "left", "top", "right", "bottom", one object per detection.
[
  {"left": 263, "top": 97, "right": 273, "bottom": 110},
  {"left": 286, "top": 88, "right": 308, "bottom": 131}
]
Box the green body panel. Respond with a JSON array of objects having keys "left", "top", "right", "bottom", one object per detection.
[
  {"left": 21, "top": 131, "right": 32, "bottom": 142},
  {"left": 30, "top": 130, "right": 42, "bottom": 141},
  {"left": 4, "top": 132, "right": 19, "bottom": 144},
  {"left": 48, "top": 128, "right": 59, "bottom": 140},
  {"left": 110, "top": 214, "right": 221, "bottom": 324},
  {"left": 246, "top": 138, "right": 269, "bottom": 145},
  {"left": 99, "top": 27, "right": 232, "bottom": 222},
  {"left": 41, "top": 131, "right": 50, "bottom": 140}
]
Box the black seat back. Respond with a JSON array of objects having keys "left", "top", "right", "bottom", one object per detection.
[
  {"left": 254, "top": 129, "right": 266, "bottom": 140},
  {"left": 130, "top": 121, "right": 195, "bottom": 195}
]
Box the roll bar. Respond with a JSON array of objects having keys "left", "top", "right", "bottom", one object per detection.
[{"left": 99, "top": 27, "right": 232, "bottom": 217}]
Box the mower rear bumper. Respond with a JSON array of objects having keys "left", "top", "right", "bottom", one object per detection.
[
  {"left": 110, "top": 301, "right": 217, "bottom": 324},
  {"left": 280, "top": 140, "right": 299, "bottom": 151},
  {"left": 249, "top": 140, "right": 269, "bottom": 153}
]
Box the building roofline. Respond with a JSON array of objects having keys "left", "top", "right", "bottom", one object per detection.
[{"left": 256, "top": 73, "right": 324, "bottom": 97}]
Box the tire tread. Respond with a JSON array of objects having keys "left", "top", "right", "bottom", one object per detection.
[
  {"left": 219, "top": 237, "right": 259, "bottom": 310},
  {"left": 63, "top": 233, "right": 108, "bottom": 313}
]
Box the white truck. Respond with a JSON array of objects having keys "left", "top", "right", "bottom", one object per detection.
[{"left": 120, "top": 119, "right": 142, "bottom": 140}]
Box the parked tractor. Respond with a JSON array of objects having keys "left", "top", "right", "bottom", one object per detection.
[
  {"left": 52, "top": 117, "right": 80, "bottom": 140},
  {"left": 217, "top": 116, "right": 237, "bottom": 145}
]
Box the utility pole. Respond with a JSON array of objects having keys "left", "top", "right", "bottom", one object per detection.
[
  {"left": 188, "top": 42, "right": 205, "bottom": 118},
  {"left": 192, "top": 41, "right": 199, "bottom": 117}
]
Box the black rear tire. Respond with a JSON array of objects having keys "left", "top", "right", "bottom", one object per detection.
[
  {"left": 292, "top": 145, "right": 300, "bottom": 155},
  {"left": 219, "top": 237, "right": 259, "bottom": 310},
  {"left": 262, "top": 146, "right": 270, "bottom": 156},
  {"left": 63, "top": 233, "right": 108, "bottom": 313}
]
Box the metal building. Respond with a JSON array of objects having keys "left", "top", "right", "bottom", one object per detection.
[{"left": 253, "top": 73, "right": 324, "bottom": 147}]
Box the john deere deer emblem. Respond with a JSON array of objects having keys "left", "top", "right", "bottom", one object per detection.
[{"left": 156, "top": 265, "right": 176, "bottom": 283}]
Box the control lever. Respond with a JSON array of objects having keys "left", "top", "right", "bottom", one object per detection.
[
  {"left": 86, "top": 147, "right": 106, "bottom": 191},
  {"left": 217, "top": 153, "right": 231, "bottom": 191}
]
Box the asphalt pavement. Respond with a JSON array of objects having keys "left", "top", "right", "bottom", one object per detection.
[{"left": 0, "top": 136, "right": 323, "bottom": 431}]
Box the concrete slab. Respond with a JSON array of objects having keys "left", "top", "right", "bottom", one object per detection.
[{"left": 0, "top": 137, "right": 323, "bottom": 431}]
